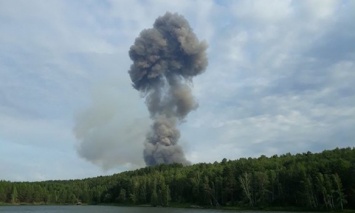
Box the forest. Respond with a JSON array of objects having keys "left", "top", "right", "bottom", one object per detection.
[{"left": 1, "top": 147, "right": 354, "bottom": 210}]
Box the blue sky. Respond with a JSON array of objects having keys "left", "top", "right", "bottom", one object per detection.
[{"left": 1, "top": 0, "right": 354, "bottom": 181}]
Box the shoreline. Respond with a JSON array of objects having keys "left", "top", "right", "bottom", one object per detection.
[{"left": 2, "top": 203, "right": 354, "bottom": 212}]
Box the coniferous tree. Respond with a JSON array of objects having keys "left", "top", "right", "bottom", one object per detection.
[
  {"left": 11, "top": 186, "right": 18, "bottom": 204},
  {"left": 0, "top": 147, "right": 354, "bottom": 210}
]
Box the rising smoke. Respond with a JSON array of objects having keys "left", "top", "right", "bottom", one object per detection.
[
  {"left": 74, "top": 83, "right": 149, "bottom": 169},
  {"left": 128, "top": 12, "right": 208, "bottom": 166}
]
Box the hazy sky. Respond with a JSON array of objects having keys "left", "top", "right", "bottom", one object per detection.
[{"left": 1, "top": 0, "right": 354, "bottom": 181}]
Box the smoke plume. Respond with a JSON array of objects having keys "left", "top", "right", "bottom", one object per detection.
[
  {"left": 128, "top": 12, "right": 208, "bottom": 166},
  {"left": 74, "top": 83, "right": 149, "bottom": 170}
]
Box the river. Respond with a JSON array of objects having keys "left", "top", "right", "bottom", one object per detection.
[{"left": 0, "top": 205, "right": 291, "bottom": 213}]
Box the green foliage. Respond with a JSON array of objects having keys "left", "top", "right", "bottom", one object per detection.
[{"left": 0, "top": 147, "right": 354, "bottom": 210}]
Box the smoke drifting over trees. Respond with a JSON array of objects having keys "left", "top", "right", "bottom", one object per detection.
[
  {"left": 128, "top": 12, "right": 208, "bottom": 166},
  {"left": 73, "top": 84, "right": 149, "bottom": 169}
]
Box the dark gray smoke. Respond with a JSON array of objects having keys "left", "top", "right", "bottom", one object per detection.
[{"left": 128, "top": 12, "right": 208, "bottom": 166}]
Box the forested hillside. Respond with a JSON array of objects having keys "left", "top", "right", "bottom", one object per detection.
[{"left": 1, "top": 147, "right": 354, "bottom": 210}]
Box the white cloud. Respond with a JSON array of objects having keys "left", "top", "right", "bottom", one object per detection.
[
  {"left": 182, "top": 0, "right": 354, "bottom": 164},
  {"left": 0, "top": 113, "right": 72, "bottom": 150},
  {"left": 231, "top": 0, "right": 293, "bottom": 23},
  {"left": 302, "top": 0, "right": 339, "bottom": 20}
]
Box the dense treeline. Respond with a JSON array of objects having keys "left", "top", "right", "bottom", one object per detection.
[{"left": 1, "top": 147, "right": 354, "bottom": 210}]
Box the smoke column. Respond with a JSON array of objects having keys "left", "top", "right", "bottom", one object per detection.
[{"left": 128, "top": 12, "right": 208, "bottom": 166}]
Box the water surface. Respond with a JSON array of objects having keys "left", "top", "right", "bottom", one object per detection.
[
  {"left": 0, "top": 205, "right": 301, "bottom": 213},
  {"left": 0, "top": 206, "right": 230, "bottom": 213}
]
